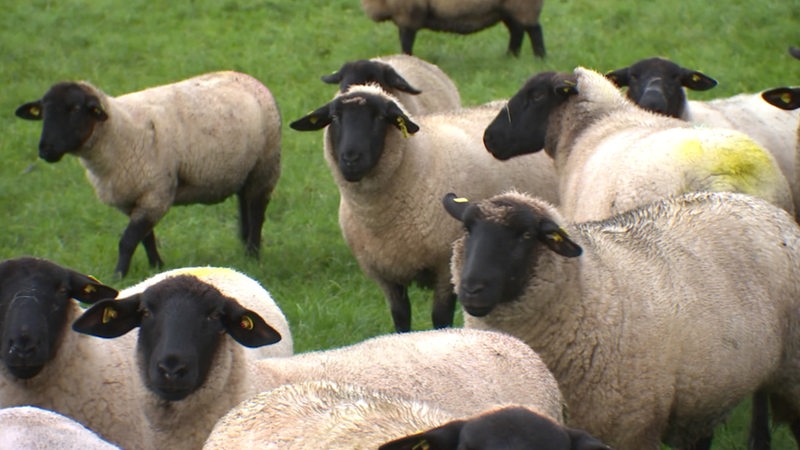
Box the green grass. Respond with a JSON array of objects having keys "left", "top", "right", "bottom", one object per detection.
[{"left": 1, "top": 0, "right": 799, "bottom": 447}]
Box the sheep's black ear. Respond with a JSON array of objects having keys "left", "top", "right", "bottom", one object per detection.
[
  {"left": 289, "top": 103, "right": 333, "bottom": 131},
  {"left": 15, "top": 100, "right": 44, "bottom": 120},
  {"left": 386, "top": 102, "right": 419, "bottom": 136},
  {"left": 383, "top": 67, "right": 422, "bottom": 94},
  {"left": 539, "top": 220, "right": 582, "bottom": 257},
  {"left": 442, "top": 193, "right": 470, "bottom": 221},
  {"left": 66, "top": 271, "right": 118, "bottom": 304},
  {"left": 679, "top": 69, "right": 717, "bottom": 91},
  {"left": 554, "top": 77, "right": 578, "bottom": 97},
  {"left": 86, "top": 97, "right": 108, "bottom": 121},
  {"left": 605, "top": 68, "right": 630, "bottom": 87},
  {"left": 762, "top": 87, "right": 800, "bottom": 111},
  {"left": 789, "top": 46, "right": 800, "bottom": 60},
  {"left": 222, "top": 300, "right": 281, "bottom": 348},
  {"left": 320, "top": 70, "right": 343, "bottom": 85},
  {"left": 379, "top": 420, "right": 465, "bottom": 450},
  {"left": 567, "top": 427, "right": 612, "bottom": 450},
  {"left": 72, "top": 297, "right": 143, "bottom": 338}
]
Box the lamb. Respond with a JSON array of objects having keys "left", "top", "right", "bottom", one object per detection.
[
  {"left": 606, "top": 57, "right": 800, "bottom": 217},
  {"left": 442, "top": 190, "right": 800, "bottom": 449},
  {"left": 0, "top": 406, "right": 120, "bottom": 450},
  {"left": 321, "top": 54, "right": 461, "bottom": 115},
  {"left": 205, "top": 381, "right": 590, "bottom": 450},
  {"left": 0, "top": 257, "right": 152, "bottom": 450},
  {"left": 115, "top": 266, "right": 293, "bottom": 358},
  {"left": 289, "top": 84, "right": 558, "bottom": 331},
  {"left": 380, "top": 405, "right": 611, "bottom": 450},
  {"left": 15, "top": 71, "right": 282, "bottom": 277},
  {"left": 73, "top": 275, "right": 565, "bottom": 449},
  {"left": 360, "top": 0, "right": 545, "bottom": 58},
  {"left": 483, "top": 67, "right": 794, "bottom": 222}
]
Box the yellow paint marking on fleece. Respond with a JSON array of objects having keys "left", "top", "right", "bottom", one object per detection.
[
  {"left": 675, "top": 134, "right": 778, "bottom": 196},
  {"left": 169, "top": 266, "right": 237, "bottom": 280}
]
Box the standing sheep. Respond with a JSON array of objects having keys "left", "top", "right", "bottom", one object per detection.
[
  {"left": 606, "top": 57, "right": 800, "bottom": 218},
  {"left": 289, "top": 84, "right": 558, "bottom": 331},
  {"left": 0, "top": 257, "right": 152, "bottom": 450},
  {"left": 15, "top": 71, "right": 282, "bottom": 277},
  {"left": 483, "top": 67, "right": 794, "bottom": 222},
  {"left": 74, "top": 275, "right": 565, "bottom": 449},
  {"left": 360, "top": 0, "right": 546, "bottom": 58},
  {"left": 442, "top": 190, "right": 800, "bottom": 449},
  {"left": 321, "top": 54, "right": 462, "bottom": 115},
  {"left": 0, "top": 406, "right": 120, "bottom": 450}
]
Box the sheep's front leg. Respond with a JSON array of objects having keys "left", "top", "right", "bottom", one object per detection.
[
  {"left": 398, "top": 27, "right": 417, "bottom": 55},
  {"left": 431, "top": 277, "right": 456, "bottom": 329},
  {"left": 115, "top": 216, "right": 159, "bottom": 278},
  {"left": 380, "top": 281, "right": 411, "bottom": 333},
  {"left": 525, "top": 24, "right": 546, "bottom": 58}
]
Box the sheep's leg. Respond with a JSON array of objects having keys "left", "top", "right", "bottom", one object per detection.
[
  {"left": 431, "top": 280, "right": 456, "bottom": 329},
  {"left": 236, "top": 192, "right": 250, "bottom": 244},
  {"left": 141, "top": 230, "right": 164, "bottom": 269},
  {"left": 237, "top": 188, "right": 269, "bottom": 257},
  {"left": 678, "top": 436, "right": 712, "bottom": 450},
  {"left": 398, "top": 27, "right": 417, "bottom": 55},
  {"left": 381, "top": 281, "right": 412, "bottom": 332},
  {"left": 748, "top": 390, "right": 771, "bottom": 450},
  {"left": 525, "top": 24, "right": 546, "bottom": 58},
  {"left": 502, "top": 19, "right": 524, "bottom": 57},
  {"left": 115, "top": 217, "right": 157, "bottom": 278}
]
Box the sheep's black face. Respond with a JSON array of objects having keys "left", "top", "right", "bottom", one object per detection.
[
  {"left": 322, "top": 60, "right": 421, "bottom": 95},
  {"left": 483, "top": 72, "right": 575, "bottom": 160},
  {"left": 16, "top": 82, "right": 108, "bottom": 163},
  {"left": 136, "top": 278, "right": 227, "bottom": 402}
]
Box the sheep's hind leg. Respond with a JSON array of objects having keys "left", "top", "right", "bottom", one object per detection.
[
  {"left": 502, "top": 19, "right": 524, "bottom": 57},
  {"left": 748, "top": 390, "right": 771, "bottom": 450},
  {"left": 431, "top": 280, "right": 456, "bottom": 329},
  {"left": 141, "top": 230, "right": 164, "bottom": 269},
  {"left": 525, "top": 23, "right": 546, "bottom": 58},
  {"left": 398, "top": 27, "right": 417, "bottom": 55},
  {"left": 381, "top": 281, "right": 412, "bottom": 332},
  {"left": 237, "top": 190, "right": 268, "bottom": 258},
  {"left": 115, "top": 217, "right": 158, "bottom": 278}
]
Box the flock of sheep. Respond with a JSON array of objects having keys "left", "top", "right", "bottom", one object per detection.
[{"left": 4, "top": 0, "right": 800, "bottom": 449}]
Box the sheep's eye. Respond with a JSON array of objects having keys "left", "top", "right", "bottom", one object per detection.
[
  {"left": 140, "top": 306, "right": 152, "bottom": 319},
  {"left": 531, "top": 91, "right": 547, "bottom": 102},
  {"left": 207, "top": 310, "right": 221, "bottom": 321},
  {"left": 521, "top": 231, "right": 533, "bottom": 240}
]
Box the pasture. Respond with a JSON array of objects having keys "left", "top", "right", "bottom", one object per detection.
[{"left": 1, "top": 0, "right": 798, "bottom": 447}]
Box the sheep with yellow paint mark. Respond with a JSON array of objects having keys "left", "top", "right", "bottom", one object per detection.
[{"left": 483, "top": 67, "right": 794, "bottom": 222}]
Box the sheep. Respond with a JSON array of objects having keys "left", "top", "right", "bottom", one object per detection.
[
  {"left": 321, "top": 54, "right": 461, "bottom": 115},
  {"left": 115, "top": 266, "right": 293, "bottom": 359},
  {"left": 442, "top": 190, "right": 800, "bottom": 449},
  {"left": 73, "top": 276, "right": 565, "bottom": 449},
  {"left": 483, "top": 67, "right": 794, "bottom": 223},
  {"left": 360, "top": 0, "right": 546, "bottom": 58},
  {"left": 0, "top": 406, "right": 120, "bottom": 450},
  {"left": 289, "top": 84, "right": 558, "bottom": 331},
  {"left": 606, "top": 56, "right": 800, "bottom": 218},
  {"left": 380, "top": 405, "right": 611, "bottom": 450},
  {"left": 204, "top": 381, "right": 586, "bottom": 450},
  {"left": 14, "top": 71, "right": 282, "bottom": 277},
  {"left": 0, "top": 257, "right": 152, "bottom": 450}
]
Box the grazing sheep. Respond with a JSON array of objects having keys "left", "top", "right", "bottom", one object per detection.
[
  {"left": 606, "top": 57, "right": 800, "bottom": 218},
  {"left": 442, "top": 190, "right": 800, "bottom": 449},
  {"left": 360, "top": 0, "right": 546, "bottom": 58},
  {"left": 380, "top": 405, "right": 611, "bottom": 450},
  {"left": 321, "top": 54, "right": 461, "bottom": 115},
  {"left": 116, "top": 266, "right": 293, "bottom": 358},
  {"left": 290, "top": 84, "right": 558, "bottom": 331},
  {"left": 483, "top": 67, "right": 794, "bottom": 222},
  {"left": 15, "top": 71, "right": 282, "bottom": 277},
  {"left": 0, "top": 257, "right": 152, "bottom": 450},
  {"left": 0, "top": 406, "right": 120, "bottom": 450},
  {"left": 74, "top": 276, "right": 564, "bottom": 449}
]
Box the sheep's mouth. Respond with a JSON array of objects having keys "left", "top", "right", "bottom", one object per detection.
[
  {"left": 150, "top": 384, "right": 194, "bottom": 402},
  {"left": 5, "top": 361, "right": 46, "bottom": 379},
  {"left": 460, "top": 303, "right": 495, "bottom": 317}
]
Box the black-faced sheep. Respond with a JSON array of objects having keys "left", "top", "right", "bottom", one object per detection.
[
  {"left": 443, "top": 190, "right": 800, "bottom": 449},
  {"left": 483, "top": 67, "right": 794, "bottom": 222},
  {"left": 0, "top": 257, "right": 151, "bottom": 449},
  {"left": 15, "top": 71, "right": 282, "bottom": 277},
  {"left": 606, "top": 57, "right": 800, "bottom": 218},
  {"left": 360, "top": 0, "right": 546, "bottom": 58},
  {"left": 289, "top": 84, "right": 557, "bottom": 331},
  {"left": 321, "top": 54, "right": 461, "bottom": 115}
]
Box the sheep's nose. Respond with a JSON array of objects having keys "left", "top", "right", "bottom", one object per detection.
[
  {"left": 8, "top": 334, "right": 37, "bottom": 359},
  {"left": 341, "top": 151, "right": 360, "bottom": 165},
  {"left": 157, "top": 357, "right": 189, "bottom": 381},
  {"left": 460, "top": 281, "right": 486, "bottom": 297}
]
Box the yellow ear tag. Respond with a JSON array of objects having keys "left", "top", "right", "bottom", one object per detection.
[
  {"left": 309, "top": 116, "right": 319, "bottom": 125},
  {"left": 548, "top": 232, "right": 564, "bottom": 242},
  {"left": 396, "top": 116, "right": 409, "bottom": 138},
  {"left": 691, "top": 74, "right": 702, "bottom": 83},
  {"left": 453, "top": 197, "right": 469, "bottom": 203},
  {"left": 83, "top": 284, "right": 97, "bottom": 294},
  {"left": 781, "top": 92, "right": 793, "bottom": 104},
  {"left": 30, "top": 106, "right": 41, "bottom": 117},
  {"left": 102, "top": 306, "right": 118, "bottom": 324},
  {"left": 240, "top": 315, "right": 254, "bottom": 331},
  {"left": 412, "top": 439, "right": 430, "bottom": 450}
]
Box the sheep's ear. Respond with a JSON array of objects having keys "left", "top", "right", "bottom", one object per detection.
[
  {"left": 87, "top": 97, "right": 108, "bottom": 121},
  {"left": 762, "top": 87, "right": 800, "bottom": 111},
  {"left": 554, "top": 78, "right": 578, "bottom": 97},
  {"left": 386, "top": 102, "right": 419, "bottom": 137},
  {"left": 67, "top": 271, "right": 118, "bottom": 304},
  {"left": 379, "top": 420, "right": 465, "bottom": 450},
  {"left": 442, "top": 193, "right": 470, "bottom": 221},
  {"left": 790, "top": 46, "right": 800, "bottom": 60},
  {"left": 567, "top": 427, "right": 612, "bottom": 450},
  {"left": 72, "top": 297, "right": 143, "bottom": 338},
  {"left": 289, "top": 104, "right": 333, "bottom": 131},
  {"left": 605, "top": 68, "right": 630, "bottom": 87},
  {"left": 539, "top": 220, "right": 582, "bottom": 257},
  {"left": 679, "top": 69, "right": 717, "bottom": 91},
  {"left": 383, "top": 67, "right": 422, "bottom": 94},
  {"left": 222, "top": 300, "right": 282, "bottom": 348},
  {"left": 320, "top": 70, "right": 343, "bottom": 84},
  {"left": 15, "top": 100, "right": 44, "bottom": 120}
]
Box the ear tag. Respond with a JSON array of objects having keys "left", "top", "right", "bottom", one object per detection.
[
  {"left": 30, "top": 106, "right": 41, "bottom": 117},
  {"left": 240, "top": 315, "right": 254, "bottom": 330},
  {"left": 102, "top": 306, "right": 118, "bottom": 324},
  {"left": 309, "top": 116, "right": 319, "bottom": 125},
  {"left": 411, "top": 440, "right": 430, "bottom": 450},
  {"left": 396, "top": 116, "right": 410, "bottom": 138},
  {"left": 549, "top": 232, "right": 564, "bottom": 242},
  {"left": 692, "top": 74, "right": 702, "bottom": 83},
  {"left": 781, "top": 92, "right": 793, "bottom": 104},
  {"left": 453, "top": 197, "right": 469, "bottom": 203},
  {"left": 83, "top": 284, "right": 97, "bottom": 294}
]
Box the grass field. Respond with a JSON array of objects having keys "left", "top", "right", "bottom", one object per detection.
[{"left": 2, "top": 0, "right": 799, "bottom": 447}]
